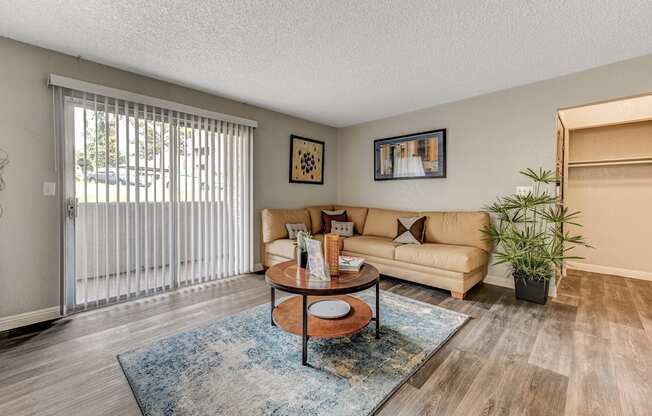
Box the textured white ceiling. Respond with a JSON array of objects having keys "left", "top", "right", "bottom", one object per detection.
[{"left": 1, "top": 0, "right": 652, "bottom": 127}]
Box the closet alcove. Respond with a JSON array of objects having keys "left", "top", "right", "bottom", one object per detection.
[{"left": 558, "top": 94, "right": 652, "bottom": 280}]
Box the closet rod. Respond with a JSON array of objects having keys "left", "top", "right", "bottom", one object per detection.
[{"left": 568, "top": 155, "right": 652, "bottom": 168}]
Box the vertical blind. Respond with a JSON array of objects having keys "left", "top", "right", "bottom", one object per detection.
[{"left": 53, "top": 81, "right": 254, "bottom": 310}]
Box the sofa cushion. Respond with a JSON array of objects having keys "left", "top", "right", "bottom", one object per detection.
[
  {"left": 395, "top": 243, "right": 487, "bottom": 273},
  {"left": 342, "top": 235, "right": 400, "bottom": 259},
  {"left": 322, "top": 210, "right": 347, "bottom": 233},
  {"left": 334, "top": 205, "right": 369, "bottom": 235},
  {"left": 363, "top": 208, "right": 418, "bottom": 239},
  {"left": 393, "top": 216, "right": 426, "bottom": 244},
  {"left": 331, "top": 220, "right": 354, "bottom": 237},
  {"left": 266, "top": 234, "right": 326, "bottom": 259},
  {"left": 285, "top": 223, "right": 307, "bottom": 240},
  {"left": 306, "top": 205, "right": 334, "bottom": 234},
  {"left": 265, "top": 239, "right": 297, "bottom": 259},
  {"left": 419, "top": 211, "right": 491, "bottom": 252},
  {"left": 261, "top": 208, "right": 311, "bottom": 243}
]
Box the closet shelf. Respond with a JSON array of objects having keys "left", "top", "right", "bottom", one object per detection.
[{"left": 568, "top": 155, "right": 652, "bottom": 168}]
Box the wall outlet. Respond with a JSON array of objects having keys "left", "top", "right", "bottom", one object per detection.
[
  {"left": 43, "top": 182, "right": 56, "bottom": 196},
  {"left": 516, "top": 186, "right": 533, "bottom": 196}
]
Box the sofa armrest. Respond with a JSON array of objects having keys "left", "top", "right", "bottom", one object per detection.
[{"left": 261, "top": 208, "right": 311, "bottom": 243}]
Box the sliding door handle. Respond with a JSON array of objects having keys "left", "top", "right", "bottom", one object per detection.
[{"left": 66, "top": 197, "right": 79, "bottom": 219}]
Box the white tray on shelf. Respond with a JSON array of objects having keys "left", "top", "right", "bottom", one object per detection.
[{"left": 308, "top": 299, "right": 351, "bottom": 319}]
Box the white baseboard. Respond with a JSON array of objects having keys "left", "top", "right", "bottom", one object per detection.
[
  {"left": 483, "top": 274, "right": 514, "bottom": 289},
  {"left": 253, "top": 263, "right": 264, "bottom": 272},
  {"left": 0, "top": 306, "right": 61, "bottom": 332},
  {"left": 483, "top": 274, "right": 557, "bottom": 297},
  {"left": 567, "top": 262, "right": 652, "bottom": 282}
]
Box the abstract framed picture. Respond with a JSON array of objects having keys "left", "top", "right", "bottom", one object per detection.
[
  {"left": 374, "top": 129, "right": 446, "bottom": 181},
  {"left": 289, "top": 135, "right": 325, "bottom": 184}
]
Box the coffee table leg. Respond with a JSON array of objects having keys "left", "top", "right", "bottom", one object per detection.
[
  {"left": 375, "top": 280, "right": 380, "bottom": 339},
  {"left": 270, "top": 287, "right": 276, "bottom": 327},
  {"left": 302, "top": 294, "right": 308, "bottom": 366}
]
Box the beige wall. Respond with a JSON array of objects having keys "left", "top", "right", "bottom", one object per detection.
[
  {"left": 567, "top": 121, "right": 652, "bottom": 273},
  {"left": 0, "top": 37, "right": 337, "bottom": 318},
  {"left": 336, "top": 54, "right": 652, "bottom": 284},
  {"left": 2, "top": 34, "right": 652, "bottom": 318}
]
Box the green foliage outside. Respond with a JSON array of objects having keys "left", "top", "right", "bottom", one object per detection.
[{"left": 75, "top": 110, "right": 169, "bottom": 172}]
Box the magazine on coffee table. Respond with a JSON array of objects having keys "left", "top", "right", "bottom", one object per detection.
[{"left": 339, "top": 255, "right": 365, "bottom": 272}]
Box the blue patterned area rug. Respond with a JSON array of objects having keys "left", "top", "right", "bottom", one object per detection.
[{"left": 118, "top": 289, "right": 468, "bottom": 416}]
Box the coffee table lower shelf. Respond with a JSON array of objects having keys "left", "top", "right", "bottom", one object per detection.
[{"left": 272, "top": 295, "right": 372, "bottom": 339}]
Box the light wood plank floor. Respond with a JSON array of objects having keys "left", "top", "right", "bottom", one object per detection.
[{"left": 1, "top": 269, "right": 651, "bottom": 415}]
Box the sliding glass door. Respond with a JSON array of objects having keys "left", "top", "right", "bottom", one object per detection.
[{"left": 58, "top": 89, "right": 253, "bottom": 312}]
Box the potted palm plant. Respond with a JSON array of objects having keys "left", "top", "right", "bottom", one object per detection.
[
  {"left": 296, "top": 230, "right": 312, "bottom": 269},
  {"left": 484, "top": 168, "right": 590, "bottom": 304}
]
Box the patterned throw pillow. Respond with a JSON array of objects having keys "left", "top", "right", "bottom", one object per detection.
[
  {"left": 393, "top": 216, "right": 426, "bottom": 244},
  {"left": 330, "top": 220, "right": 354, "bottom": 237},
  {"left": 321, "top": 210, "right": 347, "bottom": 234},
  {"left": 285, "top": 223, "right": 307, "bottom": 240}
]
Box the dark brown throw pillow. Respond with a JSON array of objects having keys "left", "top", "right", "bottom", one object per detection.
[
  {"left": 321, "top": 210, "right": 347, "bottom": 234},
  {"left": 393, "top": 216, "right": 426, "bottom": 244}
]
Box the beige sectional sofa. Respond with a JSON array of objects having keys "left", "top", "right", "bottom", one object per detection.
[{"left": 261, "top": 205, "right": 491, "bottom": 299}]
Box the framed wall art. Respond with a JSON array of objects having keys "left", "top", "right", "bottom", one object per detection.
[
  {"left": 374, "top": 129, "right": 446, "bottom": 180},
  {"left": 289, "top": 135, "right": 324, "bottom": 184}
]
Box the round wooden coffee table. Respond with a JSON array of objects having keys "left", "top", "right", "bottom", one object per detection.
[{"left": 265, "top": 260, "right": 380, "bottom": 366}]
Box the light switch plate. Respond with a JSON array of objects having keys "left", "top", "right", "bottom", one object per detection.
[
  {"left": 43, "top": 182, "right": 56, "bottom": 196},
  {"left": 516, "top": 186, "right": 533, "bottom": 196}
]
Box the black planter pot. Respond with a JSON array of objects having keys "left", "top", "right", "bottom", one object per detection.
[
  {"left": 513, "top": 275, "right": 549, "bottom": 305},
  {"left": 298, "top": 250, "right": 308, "bottom": 269}
]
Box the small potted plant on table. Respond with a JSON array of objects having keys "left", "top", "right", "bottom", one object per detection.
[
  {"left": 296, "top": 230, "right": 311, "bottom": 269},
  {"left": 485, "top": 168, "right": 590, "bottom": 304}
]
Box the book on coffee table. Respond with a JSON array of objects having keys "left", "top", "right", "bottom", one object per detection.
[{"left": 339, "top": 255, "right": 365, "bottom": 272}]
